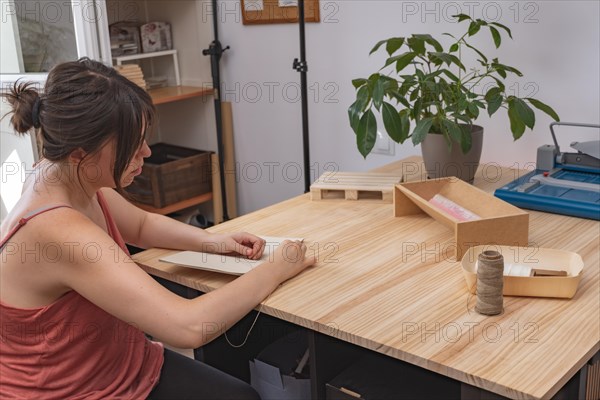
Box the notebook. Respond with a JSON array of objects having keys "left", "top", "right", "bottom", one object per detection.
[{"left": 159, "top": 236, "right": 303, "bottom": 275}]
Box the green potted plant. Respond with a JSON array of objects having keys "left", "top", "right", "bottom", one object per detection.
[{"left": 348, "top": 14, "right": 560, "bottom": 182}]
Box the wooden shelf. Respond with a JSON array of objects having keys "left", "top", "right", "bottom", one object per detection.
[
  {"left": 148, "top": 86, "right": 214, "bottom": 105},
  {"left": 133, "top": 192, "right": 213, "bottom": 215},
  {"left": 113, "top": 49, "right": 178, "bottom": 64}
]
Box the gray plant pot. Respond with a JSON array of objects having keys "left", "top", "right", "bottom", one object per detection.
[{"left": 420, "top": 125, "right": 484, "bottom": 183}]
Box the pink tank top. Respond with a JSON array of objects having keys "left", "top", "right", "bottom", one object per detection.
[{"left": 0, "top": 191, "right": 164, "bottom": 399}]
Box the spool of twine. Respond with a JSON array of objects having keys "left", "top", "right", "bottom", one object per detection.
[{"left": 475, "top": 250, "right": 504, "bottom": 316}]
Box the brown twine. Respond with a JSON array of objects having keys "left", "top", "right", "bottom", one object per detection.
[{"left": 475, "top": 250, "right": 504, "bottom": 316}]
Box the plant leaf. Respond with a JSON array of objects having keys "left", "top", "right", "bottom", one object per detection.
[
  {"left": 372, "top": 79, "right": 385, "bottom": 110},
  {"left": 468, "top": 21, "right": 481, "bottom": 36},
  {"left": 454, "top": 14, "right": 472, "bottom": 22},
  {"left": 399, "top": 110, "right": 410, "bottom": 143},
  {"left": 388, "top": 89, "right": 411, "bottom": 108},
  {"left": 357, "top": 110, "right": 377, "bottom": 158},
  {"left": 463, "top": 41, "right": 488, "bottom": 63},
  {"left": 513, "top": 98, "right": 535, "bottom": 129},
  {"left": 355, "top": 85, "right": 370, "bottom": 109},
  {"left": 527, "top": 98, "right": 560, "bottom": 122},
  {"left": 411, "top": 117, "right": 434, "bottom": 145},
  {"left": 490, "top": 76, "right": 506, "bottom": 92},
  {"left": 485, "top": 87, "right": 503, "bottom": 116},
  {"left": 348, "top": 102, "right": 360, "bottom": 133},
  {"left": 449, "top": 43, "right": 459, "bottom": 53},
  {"left": 429, "top": 52, "right": 453, "bottom": 67},
  {"left": 486, "top": 96, "right": 503, "bottom": 117},
  {"left": 348, "top": 86, "right": 370, "bottom": 133},
  {"left": 493, "top": 61, "right": 523, "bottom": 77},
  {"left": 468, "top": 102, "right": 480, "bottom": 119},
  {"left": 443, "top": 119, "right": 462, "bottom": 143},
  {"left": 383, "top": 52, "right": 416, "bottom": 70},
  {"left": 489, "top": 26, "right": 501, "bottom": 48},
  {"left": 484, "top": 87, "right": 503, "bottom": 100},
  {"left": 460, "top": 124, "right": 473, "bottom": 153},
  {"left": 508, "top": 100, "right": 527, "bottom": 140},
  {"left": 490, "top": 22, "right": 513, "bottom": 39},
  {"left": 399, "top": 79, "right": 415, "bottom": 96},
  {"left": 385, "top": 37, "right": 405, "bottom": 56},
  {"left": 413, "top": 34, "right": 443, "bottom": 52},
  {"left": 380, "top": 76, "right": 398, "bottom": 92},
  {"left": 452, "top": 113, "right": 472, "bottom": 124},
  {"left": 370, "top": 39, "right": 387, "bottom": 55},
  {"left": 413, "top": 98, "right": 424, "bottom": 120},
  {"left": 495, "top": 68, "right": 507, "bottom": 79},
  {"left": 458, "top": 95, "right": 469, "bottom": 112},
  {"left": 440, "top": 69, "right": 459, "bottom": 82},
  {"left": 382, "top": 102, "right": 404, "bottom": 143},
  {"left": 448, "top": 54, "right": 466, "bottom": 71},
  {"left": 396, "top": 52, "right": 417, "bottom": 72},
  {"left": 407, "top": 36, "right": 426, "bottom": 55},
  {"left": 410, "top": 88, "right": 419, "bottom": 102},
  {"left": 352, "top": 78, "right": 367, "bottom": 89}
]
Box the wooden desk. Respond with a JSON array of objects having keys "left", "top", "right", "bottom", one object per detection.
[{"left": 133, "top": 157, "right": 599, "bottom": 399}]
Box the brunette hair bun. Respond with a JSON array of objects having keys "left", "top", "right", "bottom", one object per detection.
[{"left": 2, "top": 81, "right": 41, "bottom": 135}]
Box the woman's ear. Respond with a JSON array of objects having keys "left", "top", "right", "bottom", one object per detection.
[{"left": 68, "top": 148, "right": 87, "bottom": 164}]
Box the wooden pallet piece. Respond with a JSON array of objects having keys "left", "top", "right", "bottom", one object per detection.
[{"left": 310, "top": 172, "right": 402, "bottom": 202}]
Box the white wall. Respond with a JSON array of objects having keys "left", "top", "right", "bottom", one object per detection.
[{"left": 216, "top": 0, "right": 600, "bottom": 215}]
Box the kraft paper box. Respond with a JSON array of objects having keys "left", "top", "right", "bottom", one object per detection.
[{"left": 393, "top": 177, "right": 529, "bottom": 260}]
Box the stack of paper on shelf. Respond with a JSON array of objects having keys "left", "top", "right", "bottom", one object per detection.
[{"left": 114, "top": 64, "right": 147, "bottom": 89}]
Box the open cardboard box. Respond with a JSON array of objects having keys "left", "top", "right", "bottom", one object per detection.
[
  {"left": 462, "top": 245, "right": 584, "bottom": 298},
  {"left": 393, "top": 177, "right": 529, "bottom": 260}
]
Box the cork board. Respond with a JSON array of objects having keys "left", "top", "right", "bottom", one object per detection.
[{"left": 241, "top": 0, "right": 320, "bottom": 25}]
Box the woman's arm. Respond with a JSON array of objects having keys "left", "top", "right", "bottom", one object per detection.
[
  {"left": 50, "top": 209, "right": 314, "bottom": 348},
  {"left": 101, "top": 188, "right": 264, "bottom": 258}
]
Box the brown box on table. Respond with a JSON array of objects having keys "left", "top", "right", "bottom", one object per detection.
[
  {"left": 393, "top": 177, "right": 529, "bottom": 260},
  {"left": 127, "top": 143, "right": 212, "bottom": 209}
]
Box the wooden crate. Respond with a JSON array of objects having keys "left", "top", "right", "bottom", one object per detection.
[
  {"left": 127, "top": 143, "right": 212, "bottom": 208},
  {"left": 310, "top": 172, "right": 402, "bottom": 202}
]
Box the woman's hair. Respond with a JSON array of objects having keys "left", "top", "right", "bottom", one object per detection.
[{"left": 1, "top": 57, "right": 155, "bottom": 194}]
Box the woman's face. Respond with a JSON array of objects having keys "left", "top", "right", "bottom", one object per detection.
[
  {"left": 83, "top": 137, "right": 151, "bottom": 189},
  {"left": 120, "top": 140, "right": 151, "bottom": 187}
]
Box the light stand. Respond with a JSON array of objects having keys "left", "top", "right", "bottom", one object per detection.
[
  {"left": 292, "top": 0, "right": 311, "bottom": 193},
  {"left": 203, "top": 0, "right": 230, "bottom": 220}
]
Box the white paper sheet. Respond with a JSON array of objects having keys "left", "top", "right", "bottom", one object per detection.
[{"left": 159, "top": 236, "right": 303, "bottom": 275}]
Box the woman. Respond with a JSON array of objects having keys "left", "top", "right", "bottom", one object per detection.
[{"left": 0, "top": 58, "right": 315, "bottom": 399}]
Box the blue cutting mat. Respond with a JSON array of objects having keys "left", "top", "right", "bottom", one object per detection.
[{"left": 494, "top": 169, "right": 600, "bottom": 220}]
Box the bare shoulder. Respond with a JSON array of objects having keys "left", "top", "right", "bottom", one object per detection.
[
  {"left": 2, "top": 205, "right": 111, "bottom": 263},
  {"left": 0, "top": 206, "right": 113, "bottom": 307}
]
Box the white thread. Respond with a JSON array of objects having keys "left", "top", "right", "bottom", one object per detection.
[{"left": 224, "top": 258, "right": 276, "bottom": 348}]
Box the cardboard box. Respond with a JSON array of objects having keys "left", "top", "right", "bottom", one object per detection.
[
  {"left": 393, "top": 178, "right": 529, "bottom": 260},
  {"left": 461, "top": 245, "right": 583, "bottom": 298},
  {"left": 249, "top": 331, "right": 310, "bottom": 400},
  {"left": 126, "top": 143, "right": 212, "bottom": 208},
  {"left": 326, "top": 354, "right": 459, "bottom": 399}
]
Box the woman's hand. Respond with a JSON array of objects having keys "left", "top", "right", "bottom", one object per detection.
[
  {"left": 209, "top": 232, "right": 266, "bottom": 260},
  {"left": 269, "top": 240, "right": 316, "bottom": 282}
]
